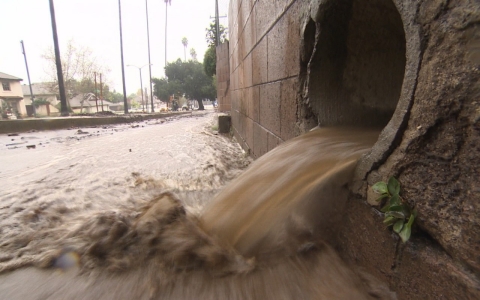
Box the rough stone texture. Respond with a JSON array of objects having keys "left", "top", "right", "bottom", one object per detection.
[
  {"left": 255, "top": 0, "right": 277, "bottom": 42},
  {"left": 216, "top": 42, "right": 231, "bottom": 112},
  {"left": 252, "top": 37, "right": 268, "bottom": 85},
  {"left": 253, "top": 122, "right": 268, "bottom": 158},
  {"left": 259, "top": 82, "right": 281, "bottom": 137},
  {"left": 280, "top": 77, "right": 298, "bottom": 141},
  {"left": 223, "top": 0, "right": 480, "bottom": 297},
  {"left": 267, "top": 1, "right": 302, "bottom": 82},
  {"left": 229, "top": 0, "right": 305, "bottom": 159},
  {"left": 337, "top": 198, "right": 480, "bottom": 300},
  {"left": 368, "top": 0, "right": 480, "bottom": 274},
  {"left": 218, "top": 115, "right": 232, "bottom": 133},
  {"left": 246, "top": 86, "right": 260, "bottom": 122}
]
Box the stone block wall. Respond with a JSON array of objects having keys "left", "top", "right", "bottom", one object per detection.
[
  {"left": 228, "top": 0, "right": 301, "bottom": 158},
  {"left": 216, "top": 42, "right": 231, "bottom": 112},
  {"left": 225, "top": 0, "right": 480, "bottom": 298}
]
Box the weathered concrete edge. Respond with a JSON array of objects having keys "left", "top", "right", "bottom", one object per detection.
[{"left": 0, "top": 112, "right": 191, "bottom": 134}]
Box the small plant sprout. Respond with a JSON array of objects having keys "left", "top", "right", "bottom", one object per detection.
[{"left": 372, "top": 176, "right": 417, "bottom": 243}]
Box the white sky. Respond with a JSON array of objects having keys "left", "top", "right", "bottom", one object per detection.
[{"left": 0, "top": 0, "right": 229, "bottom": 95}]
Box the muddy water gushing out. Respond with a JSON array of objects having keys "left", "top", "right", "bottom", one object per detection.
[{"left": 0, "top": 125, "right": 395, "bottom": 299}]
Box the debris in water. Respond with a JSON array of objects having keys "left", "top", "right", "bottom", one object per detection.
[
  {"left": 0, "top": 119, "right": 395, "bottom": 299},
  {"left": 6, "top": 141, "right": 27, "bottom": 146},
  {"left": 51, "top": 249, "right": 80, "bottom": 271}
]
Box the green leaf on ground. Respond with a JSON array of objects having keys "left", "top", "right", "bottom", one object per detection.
[
  {"left": 375, "top": 194, "right": 389, "bottom": 202},
  {"left": 383, "top": 216, "right": 396, "bottom": 226},
  {"left": 388, "top": 176, "right": 400, "bottom": 196},
  {"left": 381, "top": 202, "right": 391, "bottom": 213},
  {"left": 388, "top": 205, "right": 404, "bottom": 212},
  {"left": 393, "top": 220, "right": 404, "bottom": 233},
  {"left": 389, "top": 194, "right": 401, "bottom": 206},
  {"left": 386, "top": 211, "right": 405, "bottom": 219},
  {"left": 372, "top": 181, "right": 388, "bottom": 195},
  {"left": 399, "top": 223, "right": 411, "bottom": 242},
  {"left": 399, "top": 214, "right": 415, "bottom": 242}
]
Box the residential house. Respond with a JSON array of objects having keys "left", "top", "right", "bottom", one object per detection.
[
  {"left": 21, "top": 83, "right": 60, "bottom": 116},
  {"left": 69, "top": 93, "right": 112, "bottom": 113},
  {"left": 0, "top": 72, "right": 26, "bottom": 118},
  {"left": 108, "top": 101, "right": 125, "bottom": 112}
]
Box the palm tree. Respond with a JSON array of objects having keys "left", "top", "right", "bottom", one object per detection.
[
  {"left": 182, "top": 37, "right": 188, "bottom": 61},
  {"left": 190, "top": 48, "right": 197, "bottom": 61},
  {"left": 164, "top": 0, "right": 171, "bottom": 71},
  {"left": 146, "top": 0, "right": 154, "bottom": 112}
]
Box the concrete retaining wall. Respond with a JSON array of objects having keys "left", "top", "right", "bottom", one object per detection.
[
  {"left": 229, "top": 0, "right": 302, "bottom": 158},
  {"left": 216, "top": 42, "right": 232, "bottom": 112},
  {"left": 0, "top": 112, "right": 189, "bottom": 134}
]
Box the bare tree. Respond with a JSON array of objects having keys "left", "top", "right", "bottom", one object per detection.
[
  {"left": 42, "top": 40, "right": 110, "bottom": 101},
  {"left": 181, "top": 37, "right": 188, "bottom": 61}
]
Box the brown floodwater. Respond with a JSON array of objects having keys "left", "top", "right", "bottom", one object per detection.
[{"left": 0, "top": 120, "right": 395, "bottom": 299}]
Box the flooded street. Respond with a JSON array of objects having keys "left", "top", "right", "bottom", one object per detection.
[
  {"left": 0, "top": 108, "right": 250, "bottom": 273},
  {"left": 0, "top": 109, "right": 395, "bottom": 299}
]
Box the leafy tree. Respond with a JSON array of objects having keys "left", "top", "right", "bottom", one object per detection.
[
  {"left": 152, "top": 59, "right": 216, "bottom": 110},
  {"left": 205, "top": 22, "right": 228, "bottom": 47},
  {"left": 203, "top": 22, "right": 228, "bottom": 77},
  {"left": 203, "top": 46, "right": 216, "bottom": 77},
  {"left": 33, "top": 98, "right": 50, "bottom": 107},
  {"left": 107, "top": 90, "right": 125, "bottom": 103},
  {"left": 152, "top": 77, "right": 183, "bottom": 102}
]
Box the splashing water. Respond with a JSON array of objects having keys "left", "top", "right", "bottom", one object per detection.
[
  {"left": 0, "top": 125, "right": 396, "bottom": 299},
  {"left": 201, "top": 127, "right": 380, "bottom": 258}
]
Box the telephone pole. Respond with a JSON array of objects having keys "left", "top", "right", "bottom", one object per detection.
[
  {"left": 118, "top": 0, "right": 128, "bottom": 114},
  {"left": 20, "top": 40, "right": 36, "bottom": 117},
  {"left": 146, "top": 0, "right": 154, "bottom": 112},
  {"left": 48, "top": 0, "right": 68, "bottom": 116}
]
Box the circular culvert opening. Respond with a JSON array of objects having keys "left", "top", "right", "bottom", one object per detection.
[{"left": 308, "top": 0, "right": 406, "bottom": 128}]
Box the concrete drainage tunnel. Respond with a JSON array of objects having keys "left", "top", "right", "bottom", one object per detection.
[
  {"left": 302, "top": 0, "right": 406, "bottom": 133},
  {"left": 220, "top": 0, "right": 480, "bottom": 297}
]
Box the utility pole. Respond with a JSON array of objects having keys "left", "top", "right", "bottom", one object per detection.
[
  {"left": 165, "top": 1, "right": 168, "bottom": 71},
  {"left": 210, "top": 3, "right": 226, "bottom": 46},
  {"left": 144, "top": 87, "right": 148, "bottom": 112},
  {"left": 94, "top": 72, "right": 99, "bottom": 112},
  {"left": 215, "top": 0, "right": 220, "bottom": 46},
  {"left": 118, "top": 0, "right": 128, "bottom": 114},
  {"left": 127, "top": 64, "right": 151, "bottom": 112},
  {"left": 20, "top": 40, "right": 36, "bottom": 117},
  {"left": 100, "top": 73, "right": 104, "bottom": 112},
  {"left": 139, "top": 70, "right": 144, "bottom": 112},
  {"left": 48, "top": 0, "right": 68, "bottom": 116},
  {"left": 146, "top": 0, "right": 154, "bottom": 112}
]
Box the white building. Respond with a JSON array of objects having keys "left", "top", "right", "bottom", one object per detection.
[
  {"left": 21, "top": 83, "right": 60, "bottom": 116},
  {"left": 0, "top": 72, "right": 26, "bottom": 118}
]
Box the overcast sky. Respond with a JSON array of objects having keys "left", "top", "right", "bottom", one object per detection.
[{"left": 0, "top": 0, "right": 229, "bottom": 95}]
